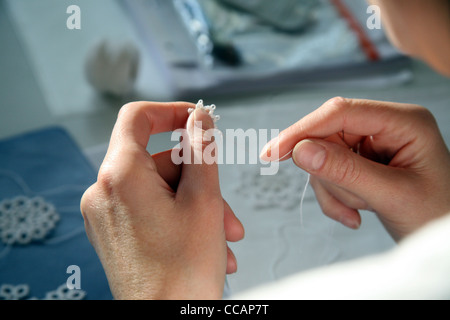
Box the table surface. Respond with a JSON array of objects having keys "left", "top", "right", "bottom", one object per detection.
[{"left": 1, "top": 0, "right": 449, "bottom": 296}]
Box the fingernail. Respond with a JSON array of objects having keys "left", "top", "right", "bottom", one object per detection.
[
  {"left": 293, "top": 140, "right": 326, "bottom": 171},
  {"left": 340, "top": 216, "right": 360, "bottom": 230},
  {"left": 259, "top": 144, "right": 271, "bottom": 162},
  {"left": 193, "top": 108, "right": 215, "bottom": 131},
  {"left": 260, "top": 137, "right": 279, "bottom": 162}
]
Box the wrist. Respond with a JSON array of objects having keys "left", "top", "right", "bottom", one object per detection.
[{"left": 109, "top": 266, "right": 225, "bottom": 300}]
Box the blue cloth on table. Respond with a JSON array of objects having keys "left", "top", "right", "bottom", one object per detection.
[{"left": 0, "top": 127, "right": 112, "bottom": 300}]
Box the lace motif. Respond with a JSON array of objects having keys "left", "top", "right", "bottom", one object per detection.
[
  {"left": 234, "top": 163, "right": 313, "bottom": 210},
  {"left": 0, "top": 196, "right": 60, "bottom": 245},
  {"left": 188, "top": 99, "right": 221, "bottom": 124},
  {"left": 0, "top": 283, "right": 86, "bottom": 300}
]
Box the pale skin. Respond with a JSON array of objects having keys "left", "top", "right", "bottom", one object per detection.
[
  {"left": 369, "top": 0, "right": 450, "bottom": 77},
  {"left": 81, "top": 1, "right": 450, "bottom": 299},
  {"left": 80, "top": 103, "right": 244, "bottom": 299},
  {"left": 261, "top": 98, "right": 450, "bottom": 241},
  {"left": 267, "top": 0, "right": 450, "bottom": 241}
]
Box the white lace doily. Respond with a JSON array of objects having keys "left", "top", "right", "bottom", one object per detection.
[
  {"left": 0, "top": 283, "right": 86, "bottom": 300},
  {"left": 0, "top": 196, "right": 60, "bottom": 245},
  {"left": 43, "top": 283, "right": 86, "bottom": 300},
  {"left": 233, "top": 162, "right": 313, "bottom": 210},
  {"left": 0, "top": 284, "right": 30, "bottom": 300}
]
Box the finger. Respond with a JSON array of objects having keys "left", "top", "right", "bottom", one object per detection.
[
  {"left": 260, "top": 97, "right": 416, "bottom": 162},
  {"left": 317, "top": 179, "right": 370, "bottom": 211},
  {"left": 226, "top": 246, "right": 238, "bottom": 274},
  {"left": 152, "top": 151, "right": 245, "bottom": 241},
  {"left": 152, "top": 149, "right": 244, "bottom": 242},
  {"left": 103, "top": 101, "right": 194, "bottom": 169},
  {"left": 224, "top": 200, "right": 245, "bottom": 242},
  {"left": 178, "top": 108, "right": 221, "bottom": 198},
  {"left": 152, "top": 149, "right": 182, "bottom": 191},
  {"left": 292, "top": 138, "right": 409, "bottom": 211},
  {"left": 310, "top": 176, "right": 361, "bottom": 229}
]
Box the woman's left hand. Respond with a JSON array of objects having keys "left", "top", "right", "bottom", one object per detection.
[{"left": 80, "top": 101, "right": 244, "bottom": 300}]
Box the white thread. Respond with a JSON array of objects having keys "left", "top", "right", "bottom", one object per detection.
[
  {"left": 299, "top": 173, "right": 311, "bottom": 228},
  {"left": 0, "top": 245, "right": 11, "bottom": 260},
  {"left": 0, "top": 170, "right": 33, "bottom": 195},
  {"left": 319, "top": 220, "right": 338, "bottom": 265},
  {"left": 37, "top": 185, "right": 90, "bottom": 196},
  {"left": 0, "top": 170, "right": 89, "bottom": 196},
  {"left": 43, "top": 227, "right": 86, "bottom": 245}
]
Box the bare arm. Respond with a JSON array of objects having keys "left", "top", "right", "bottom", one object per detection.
[{"left": 370, "top": 0, "right": 450, "bottom": 76}]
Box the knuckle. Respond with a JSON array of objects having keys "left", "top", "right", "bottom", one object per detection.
[
  {"left": 118, "top": 102, "right": 138, "bottom": 118},
  {"left": 402, "top": 103, "right": 433, "bottom": 124},
  {"left": 117, "top": 102, "right": 133, "bottom": 119},
  {"left": 96, "top": 165, "right": 117, "bottom": 195},
  {"left": 324, "top": 96, "right": 349, "bottom": 113},
  {"left": 321, "top": 97, "right": 353, "bottom": 126},
  {"left": 117, "top": 101, "right": 148, "bottom": 122},
  {"left": 80, "top": 184, "right": 98, "bottom": 221},
  {"left": 96, "top": 163, "right": 134, "bottom": 199},
  {"left": 407, "top": 105, "right": 440, "bottom": 137},
  {"left": 413, "top": 105, "right": 436, "bottom": 124},
  {"left": 96, "top": 152, "right": 141, "bottom": 190}
]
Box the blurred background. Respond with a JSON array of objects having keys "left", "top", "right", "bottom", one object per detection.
[
  {"left": 2, "top": 0, "right": 449, "bottom": 150},
  {"left": 0, "top": 0, "right": 449, "bottom": 299}
]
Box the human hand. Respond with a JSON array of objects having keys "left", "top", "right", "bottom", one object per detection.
[
  {"left": 80, "top": 102, "right": 244, "bottom": 299},
  {"left": 261, "top": 97, "right": 450, "bottom": 241}
]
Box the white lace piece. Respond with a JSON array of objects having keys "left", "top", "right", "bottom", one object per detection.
[
  {"left": 0, "top": 284, "right": 30, "bottom": 300},
  {"left": 188, "top": 99, "right": 221, "bottom": 124},
  {"left": 0, "top": 283, "right": 86, "bottom": 300},
  {"left": 0, "top": 196, "right": 60, "bottom": 245},
  {"left": 234, "top": 163, "right": 313, "bottom": 210},
  {"left": 43, "top": 283, "right": 86, "bottom": 300}
]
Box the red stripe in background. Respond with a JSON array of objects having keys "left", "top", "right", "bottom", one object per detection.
[{"left": 330, "top": 0, "right": 381, "bottom": 62}]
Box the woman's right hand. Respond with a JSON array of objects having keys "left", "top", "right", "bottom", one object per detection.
[{"left": 261, "top": 97, "right": 450, "bottom": 241}]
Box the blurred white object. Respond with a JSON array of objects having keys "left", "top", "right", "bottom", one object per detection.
[
  {"left": 85, "top": 38, "right": 140, "bottom": 96},
  {"left": 234, "top": 213, "right": 450, "bottom": 300}
]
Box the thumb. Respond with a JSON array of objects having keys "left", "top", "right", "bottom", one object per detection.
[
  {"left": 178, "top": 108, "right": 221, "bottom": 197},
  {"left": 292, "top": 139, "right": 405, "bottom": 210}
]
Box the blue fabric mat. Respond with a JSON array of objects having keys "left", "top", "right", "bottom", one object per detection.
[{"left": 0, "top": 127, "right": 112, "bottom": 300}]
